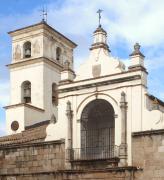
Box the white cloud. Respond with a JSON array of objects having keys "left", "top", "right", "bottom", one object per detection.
[{"left": 0, "top": 0, "right": 164, "bottom": 110}]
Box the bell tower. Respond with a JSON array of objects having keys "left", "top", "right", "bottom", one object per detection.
[{"left": 5, "top": 21, "right": 77, "bottom": 134}]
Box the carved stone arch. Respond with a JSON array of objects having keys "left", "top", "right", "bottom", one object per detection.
[
  {"left": 33, "top": 40, "right": 40, "bottom": 55},
  {"left": 23, "top": 41, "right": 31, "bottom": 58},
  {"left": 80, "top": 98, "right": 116, "bottom": 159},
  {"left": 14, "top": 44, "right": 21, "bottom": 61},
  {"left": 21, "top": 81, "right": 31, "bottom": 103},
  {"left": 77, "top": 93, "right": 118, "bottom": 121},
  {"left": 56, "top": 46, "right": 62, "bottom": 61}
]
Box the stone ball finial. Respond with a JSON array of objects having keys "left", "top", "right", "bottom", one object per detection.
[
  {"left": 64, "top": 60, "right": 70, "bottom": 70},
  {"left": 134, "top": 43, "right": 140, "bottom": 52},
  {"left": 66, "top": 101, "right": 71, "bottom": 111},
  {"left": 129, "top": 42, "right": 145, "bottom": 58},
  {"left": 121, "top": 91, "right": 125, "bottom": 97},
  {"left": 121, "top": 91, "right": 126, "bottom": 103}
]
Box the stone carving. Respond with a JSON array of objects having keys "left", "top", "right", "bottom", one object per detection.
[
  {"left": 92, "top": 64, "right": 101, "bottom": 77},
  {"left": 14, "top": 45, "right": 21, "bottom": 60},
  {"left": 33, "top": 40, "right": 40, "bottom": 55},
  {"left": 11, "top": 121, "right": 19, "bottom": 131}
]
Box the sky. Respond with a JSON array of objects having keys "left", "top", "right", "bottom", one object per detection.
[{"left": 0, "top": 0, "right": 164, "bottom": 136}]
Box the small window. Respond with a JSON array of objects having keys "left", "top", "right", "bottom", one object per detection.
[
  {"left": 22, "top": 81, "right": 31, "bottom": 103},
  {"left": 52, "top": 83, "right": 58, "bottom": 105},
  {"left": 56, "top": 47, "right": 61, "bottom": 61},
  {"left": 23, "top": 41, "right": 31, "bottom": 58}
]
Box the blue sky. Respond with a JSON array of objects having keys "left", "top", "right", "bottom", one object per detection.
[{"left": 0, "top": 0, "right": 164, "bottom": 135}]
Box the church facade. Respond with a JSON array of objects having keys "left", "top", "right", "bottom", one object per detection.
[{"left": 0, "top": 19, "right": 164, "bottom": 180}]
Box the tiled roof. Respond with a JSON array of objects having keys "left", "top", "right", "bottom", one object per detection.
[
  {"left": 0, "top": 121, "right": 49, "bottom": 147},
  {"left": 147, "top": 94, "right": 164, "bottom": 107}
]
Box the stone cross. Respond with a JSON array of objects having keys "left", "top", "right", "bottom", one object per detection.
[
  {"left": 40, "top": 6, "right": 47, "bottom": 22},
  {"left": 97, "top": 9, "right": 103, "bottom": 27}
]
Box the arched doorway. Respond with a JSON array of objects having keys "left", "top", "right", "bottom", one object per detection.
[{"left": 80, "top": 99, "right": 115, "bottom": 160}]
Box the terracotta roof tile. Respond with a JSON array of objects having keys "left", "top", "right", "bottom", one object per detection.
[{"left": 0, "top": 122, "right": 49, "bottom": 147}]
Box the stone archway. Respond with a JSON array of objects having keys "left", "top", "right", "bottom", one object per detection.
[{"left": 80, "top": 99, "right": 115, "bottom": 159}]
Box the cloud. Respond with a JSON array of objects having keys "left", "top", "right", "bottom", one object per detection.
[{"left": 0, "top": 0, "right": 164, "bottom": 133}]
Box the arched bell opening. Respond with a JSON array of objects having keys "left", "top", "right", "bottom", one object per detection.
[
  {"left": 23, "top": 41, "right": 31, "bottom": 58},
  {"left": 21, "top": 81, "right": 31, "bottom": 103},
  {"left": 80, "top": 99, "right": 115, "bottom": 160}
]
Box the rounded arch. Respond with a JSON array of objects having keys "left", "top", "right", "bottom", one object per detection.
[
  {"left": 81, "top": 99, "right": 115, "bottom": 130},
  {"left": 52, "top": 83, "right": 58, "bottom": 105},
  {"left": 56, "top": 47, "right": 62, "bottom": 61},
  {"left": 80, "top": 98, "right": 115, "bottom": 157},
  {"left": 77, "top": 93, "right": 118, "bottom": 121},
  {"left": 21, "top": 80, "right": 31, "bottom": 103},
  {"left": 23, "top": 41, "right": 31, "bottom": 58}
]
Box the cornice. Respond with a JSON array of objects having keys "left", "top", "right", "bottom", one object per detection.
[
  {"left": 6, "top": 57, "right": 63, "bottom": 71},
  {"left": 132, "top": 129, "right": 164, "bottom": 137},
  {"left": 4, "top": 103, "right": 45, "bottom": 112},
  {"left": 8, "top": 22, "right": 77, "bottom": 48},
  {"left": 58, "top": 75, "right": 141, "bottom": 93}
]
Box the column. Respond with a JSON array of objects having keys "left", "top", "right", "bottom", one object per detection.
[
  {"left": 119, "top": 91, "right": 128, "bottom": 166},
  {"left": 66, "top": 101, "right": 73, "bottom": 161}
]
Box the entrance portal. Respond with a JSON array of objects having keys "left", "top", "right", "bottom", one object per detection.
[{"left": 80, "top": 99, "right": 115, "bottom": 160}]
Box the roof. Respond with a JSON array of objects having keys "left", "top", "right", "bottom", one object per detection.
[
  {"left": 0, "top": 120, "right": 50, "bottom": 147},
  {"left": 8, "top": 21, "right": 77, "bottom": 48},
  {"left": 146, "top": 94, "right": 164, "bottom": 107}
]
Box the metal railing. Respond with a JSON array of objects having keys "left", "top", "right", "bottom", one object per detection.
[{"left": 70, "top": 145, "right": 119, "bottom": 161}]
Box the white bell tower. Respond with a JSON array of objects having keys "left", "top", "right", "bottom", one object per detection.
[{"left": 5, "top": 21, "right": 77, "bottom": 134}]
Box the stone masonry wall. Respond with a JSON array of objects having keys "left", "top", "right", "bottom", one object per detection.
[
  {"left": 0, "top": 140, "right": 65, "bottom": 177},
  {"left": 132, "top": 129, "right": 164, "bottom": 180},
  {"left": 0, "top": 168, "right": 137, "bottom": 180}
]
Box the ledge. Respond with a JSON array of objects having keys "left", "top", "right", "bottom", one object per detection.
[
  {"left": 58, "top": 75, "right": 141, "bottom": 93},
  {"left": 8, "top": 21, "right": 77, "bottom": 48},
  {"left": 6, "top": 57, "right": 63, "bottom": 71},
  {"left": 4, "top": 103, "right": 45, "bottom": 112},
  {"left": 0, "top": 139, "right": 65, "bottom": 150},
  {"left": 132, "top": 129, "right": 164, "bottom": 137},
  {"left": 0, "top": 166, "right": 140, "bottom": 176}
]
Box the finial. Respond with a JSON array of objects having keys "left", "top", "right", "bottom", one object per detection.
[
  {"left": 134, "top": 43, "right": 141, "bottom": 52},
  {"left": 64, "top": 60, "right": 70, "bottom": 70},
  {"left": 129, "top": 42, "right": 145, "bottom": 58},
  {"left": 153, "top": 98, "right": 159, "bottom": 105},
  {"left": 40, "top": 5, "right": 48, "bottom": 23},
  {"left": 97, "top": 9, "right": 103, "bottom": 27},
  {"left": 120, "top": 91, "right": 126, "bottom": 103}
]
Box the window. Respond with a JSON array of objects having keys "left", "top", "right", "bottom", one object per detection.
[
  {"left": 52, "top": 83, "right": 58, "bottom": 105},
  {"left": 56, "top": 47, "right": 61, "bottom": 61},
  {"left": 23, "top": 41, "right": 31, "bottom": 58},
  {"left": 22, "top": 81, "right": 31, "bottom": 103}
]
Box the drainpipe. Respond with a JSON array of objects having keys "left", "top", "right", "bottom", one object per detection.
[{"left": 119, "top": 91, "right": 128, "bottom": 166}]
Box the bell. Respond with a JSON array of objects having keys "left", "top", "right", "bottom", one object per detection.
[
  {"left": 24, "top": 88, "right": 31, "bottom": 98},
  {"left": 25, "top": 48, "right": 31, "bottom": 58}
]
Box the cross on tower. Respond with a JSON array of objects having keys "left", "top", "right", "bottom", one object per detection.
[
  {"left": 40, "top": 6, "right": 47, "bottom": 22},
  {"left": 97, "top": 9, "right": 103, "bottom": 27}
]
